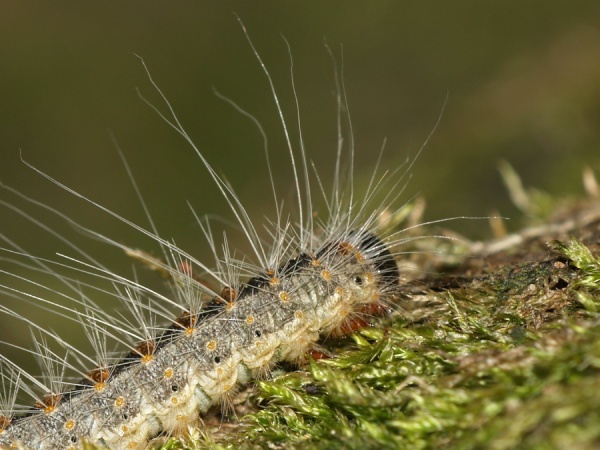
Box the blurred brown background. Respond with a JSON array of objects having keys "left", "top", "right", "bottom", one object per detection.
[{"left": 1, "top": 2, "right": 599, "bottom": 373}]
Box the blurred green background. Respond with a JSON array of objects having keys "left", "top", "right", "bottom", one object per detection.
[{"left": 1, "top": 2, "right": 600, "bottom": 376}]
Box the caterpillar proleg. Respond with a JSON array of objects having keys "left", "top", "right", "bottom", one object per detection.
[{"left": 0, "top": 19, "right": 441, "bottom": 450}]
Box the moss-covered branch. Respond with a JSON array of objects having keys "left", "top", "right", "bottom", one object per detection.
[{"left": 150, "top": 193, "right": 600, "bottom": 450}]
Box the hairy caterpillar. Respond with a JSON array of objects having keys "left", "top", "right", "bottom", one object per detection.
[{"left": 0, "top": 20, "right": 432, "bottom": 450}]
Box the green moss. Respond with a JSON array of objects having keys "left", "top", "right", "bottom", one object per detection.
[{"left": 157, "top": 235, "right": 600, "bottom": 450}]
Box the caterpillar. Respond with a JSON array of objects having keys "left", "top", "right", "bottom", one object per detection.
[{"left": 0, "top": 20, "right": 430, "bottom": 450}]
